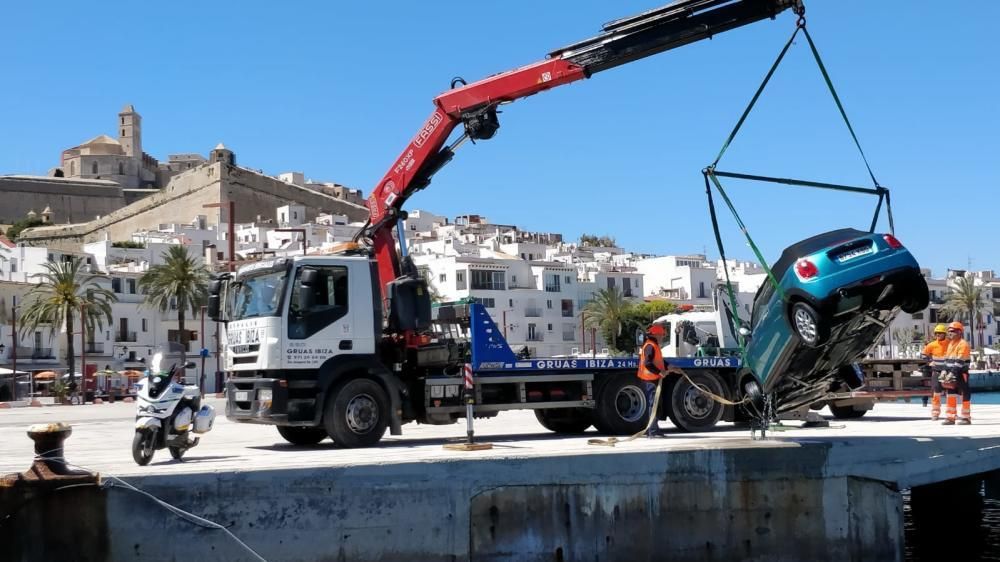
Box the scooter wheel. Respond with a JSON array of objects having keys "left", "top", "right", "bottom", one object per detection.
[
  {"left": 168, "top": 446, "right": 186, "bottom": 461},
  {"left": 132, "top": 431, "right": 155, "bottom": 466}
]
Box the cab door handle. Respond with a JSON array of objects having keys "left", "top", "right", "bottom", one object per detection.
[{"left": 339, "top": 340, "right": 353, "bottom": 350}]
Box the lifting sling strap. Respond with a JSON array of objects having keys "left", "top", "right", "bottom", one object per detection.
[{"left": 703, "top": 13, "right": 893, "bottom": 360}]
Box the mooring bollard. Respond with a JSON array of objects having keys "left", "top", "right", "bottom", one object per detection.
[{"left": 444, "top": 364, "right": 492, "bottom": 451}]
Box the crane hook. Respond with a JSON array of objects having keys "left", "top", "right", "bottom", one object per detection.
[{"left": 793, "top": 2, "right": 806, "bottom": 28}]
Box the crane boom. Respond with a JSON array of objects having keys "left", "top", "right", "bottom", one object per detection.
[{"left": 361, "top": 0, "right": 801, "bottom": 332}]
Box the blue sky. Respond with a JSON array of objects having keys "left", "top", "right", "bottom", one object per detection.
[{"left": 2, "top": 1, "right": 997, "bottom": 275}]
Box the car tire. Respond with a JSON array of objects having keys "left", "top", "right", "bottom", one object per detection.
[
  {"left": 667, "top": 370, "right": 726, "bottom": 432},
  {"left": 592, "top": 373, "right": 649, "bottom": 435},
  {"left": 901, "top": 275, "right": 930, "bottom": 314},
  {"left": 276, "top": 425, "right": 328, "bottom": 445},
  {"left": 323, "top": 378, "right": 389, "bottom": 448},
  {"left": 534, "top": 408, "right": 593, "bottom": 434},
  {"left": 790, "top": 301, "right": 827, "bottom": 347},
  {"left": 828, "top": 403, "right": 868, "bottom": 419}
]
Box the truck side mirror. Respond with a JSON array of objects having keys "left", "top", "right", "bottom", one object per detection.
[
  {"left": 298, "top": 268, "right": 318, "bottom": 311},
  {"left": 207, "top": 280, "right": 222, "bottom": 321}
]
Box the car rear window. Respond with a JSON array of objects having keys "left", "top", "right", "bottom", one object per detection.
[{"left": 770, "top": 228, "right": 868, "bottom": 279}]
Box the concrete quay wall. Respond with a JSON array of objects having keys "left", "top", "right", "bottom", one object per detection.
[{"left": 103, "top": 445, "right": 901, "bottom": 562}]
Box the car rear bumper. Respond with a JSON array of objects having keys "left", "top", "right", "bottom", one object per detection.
[{"left": 800, "top": 266, "right": 927, "bottom": 317}]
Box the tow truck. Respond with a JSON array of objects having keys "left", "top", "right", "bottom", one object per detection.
[{"left": 209, "top": 0, "right": 804, "bottom": 447}]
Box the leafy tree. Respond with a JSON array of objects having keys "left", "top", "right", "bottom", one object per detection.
[
  {"left": 111, "top": 240, "right": 146, "bottom": 249},
  {"left": 579, "top": 234, "right": 617, "bottom": 248},
  {"left": 139, "top": 246, "right": 210, "bottom": 360},
  {"left": 582, "top": 288, "right": 635, "bottom": 353},
  {"left": 942, "top": 274, "right": 988, "bottom": 348},
  {"left": 18, "top": 258, "right": 116, "bottom": 402},
  {"left": 6, "top": 217, "right": 44, "bottom": 240}
]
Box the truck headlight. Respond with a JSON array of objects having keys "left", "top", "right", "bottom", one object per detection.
[{"left": 258, "top": 389, "right": 272, "bottom": 402}]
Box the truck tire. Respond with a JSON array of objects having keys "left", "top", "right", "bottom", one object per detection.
[
  {"left": 828, "top": 403, "right": 868, "bottom": 419},
  {"left": 323, "top": 377, "right": 389, "bottom": 448},
  {"left": 592, "top": 373, "right": 649, "bottom": 435},
  {"left": 534, "top": 408, "right": 593, "bottom": 434},
  {"left": 667, "top": 370, "right": 726, "bottom": 432},
  {"left": 276, "top": 425, "right": 328, "bottom": 445}
]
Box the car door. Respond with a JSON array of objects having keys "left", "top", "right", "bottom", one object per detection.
[{"left": 284, "top": 263, "right": 360, "bottom": 369}]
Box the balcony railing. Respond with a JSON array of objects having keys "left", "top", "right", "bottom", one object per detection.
[
  {"left": 85, "top": 342, "right": 104, "bottom": 354},
  {"left": 524, "top": 307, "right": 543, "bottom": 318},
  {"left": 526, "top": 334, "right": 544, "bottom": 342},
  {"left": 544, "top": 284, "right": 562, "bottom": 293},
  {"left": 116, "top": 331, "right": 138, "bottom": 343},
  {"left": 16, "top": 347, "right": 55, "bottom": 359},
  {"left": 561, "top": 309, "right": 574, "bottom": 318}
]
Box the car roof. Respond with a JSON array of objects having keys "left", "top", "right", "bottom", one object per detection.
[{"left": 771, "top": 228, "right": 869, "bottom": 278}]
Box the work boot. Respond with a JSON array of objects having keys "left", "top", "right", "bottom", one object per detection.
[
  {"left": 957, "top": 418, "right": 972, "bottom": 425},
  {"left": 941, "top": 419, "right": 955, "bottom": 426}
]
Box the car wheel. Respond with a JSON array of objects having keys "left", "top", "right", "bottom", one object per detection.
[
  {"left": 323, "top": 378, "right": 389, "bottom": 448},
  {"left": 900, "top": 275, "right": 930, "bottom": 314},
  {"left": 592, "top": 373, "right": 649, "bottom": 435},
  {"left": 828, "top": 403, "right": 868, "bottom": 419},
  {"left": 276, "top": 425, "right": 328, "bottom": 445},
  {"left": 667, "top": 370, "right": 726, "bottom": 432},
  {"left": 534, "top": 408, "right": 593, "bottom": 434},
  {"left": 790, "top": 301, "right": 826, "bottom": 346}
]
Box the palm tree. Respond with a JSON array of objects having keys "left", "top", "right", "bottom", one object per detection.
[
  {"left": 18, "top": 258, "right": 116, "bottom": 401},
  {"left": 582, "top": 288, "right": 632, "bottom": 353},
  {"left": 139, "top": 246, "right": 210, "bottom": 361},
  {"left": 942, "top": 273, "right": 988, "bottom": 348}
]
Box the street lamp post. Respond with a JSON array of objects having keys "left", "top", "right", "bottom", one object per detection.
[
  {"left": 203, "top": 201, "right": 236, "bottom": 272},
  {"left": 199, "top": 305, "right": 207, "bottom": 393},
  {"left": 274, "top": 228, "right": 308, "bottom": 255}
]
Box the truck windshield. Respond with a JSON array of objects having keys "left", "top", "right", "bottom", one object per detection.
[{"left": 230, "top": 271, "right": 287, "bottom": 320}]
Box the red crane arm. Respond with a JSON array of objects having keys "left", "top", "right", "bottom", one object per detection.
[{"left": 361, "top": 0, "right": 802, "bottom": 307}]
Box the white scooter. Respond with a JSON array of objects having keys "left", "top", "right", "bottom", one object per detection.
[{"left": 132, "top": 349, "right": 215, "bottom": 465}]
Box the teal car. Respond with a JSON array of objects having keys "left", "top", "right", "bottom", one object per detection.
[{"left": 742, "top": 228, "right": 928, "bottom": 413}]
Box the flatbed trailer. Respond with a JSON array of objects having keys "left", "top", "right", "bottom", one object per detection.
[
  {"left": 810, "top": 358, "right": 933, "bottom": 419},
  {"left": 423, "top": 303, "right": 751, "bottom": 434}
]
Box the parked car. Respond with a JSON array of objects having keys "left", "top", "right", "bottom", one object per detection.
[{"left": 742, "top": 228, "right": 929, "bottom": 413}]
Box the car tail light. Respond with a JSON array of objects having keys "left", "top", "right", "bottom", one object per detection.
[
  {"left": 883, "top": 234, "right": 903, "bottom": 249},
  {"left": 795, "top": 259, "right": 819, "bottom": 280}
]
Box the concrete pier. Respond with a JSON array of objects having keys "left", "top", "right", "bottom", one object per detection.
[{"left": 2, "top": 401, "right": 1000, "bottom": 561}]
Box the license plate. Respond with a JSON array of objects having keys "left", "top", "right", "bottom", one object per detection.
[
  {"left": 235, "top": 391, "right": 250, "bottom": 401},
  {"left": 836, "top": 245, "right": 874, "bottom": 263},
  {"left": 231, "top": 345, "right": 252, "bottom": 354}
]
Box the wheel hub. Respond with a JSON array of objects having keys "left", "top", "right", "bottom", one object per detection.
[
  {"left": 614, "top": 386, "right": 646, "bottom": 423},
  {"left": 682, "top": 386, "right": 713, "bottom": 419},
  {"left": 345, "top": 394, "right": 378, "bottom": 434},
  {"left": 794, "top": 308, "right": 818, "bottom": 343}
]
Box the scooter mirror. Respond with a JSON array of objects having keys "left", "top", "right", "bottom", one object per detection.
[{"left": 184, "top": 361, "right": 196, "bottom": 369}]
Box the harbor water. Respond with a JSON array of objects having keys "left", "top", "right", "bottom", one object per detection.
[{"left": 904, "top": 391, "right": 1000, "bottom": 561}]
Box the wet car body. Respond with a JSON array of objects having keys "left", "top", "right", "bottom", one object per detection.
[{"left": 743, "top": 228, "right": 929, "bottom": 413}]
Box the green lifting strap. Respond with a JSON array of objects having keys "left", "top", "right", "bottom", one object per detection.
[{"left": 703, "top": 17, "right": 892, "bottom": 358}]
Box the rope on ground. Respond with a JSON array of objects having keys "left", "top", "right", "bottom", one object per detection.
[
  {"left": 588, "top": 377, "right": 665, "bottom": 446},
  {"left": 4, "top": 451, "right": 268, "bottom": 562}
]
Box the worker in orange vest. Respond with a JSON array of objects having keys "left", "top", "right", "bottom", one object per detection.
[
  {"left": 637, "top": 324, "right": 685, "bottom": 437},
  {"left": 940, "top": 321, "right": 972, "bottom": 425},
  {"left": 921, "top": 324, "right": 949, "bottom": 420}
]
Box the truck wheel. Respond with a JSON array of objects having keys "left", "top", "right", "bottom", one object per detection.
[
  {"left": 323, "top": 378, "right": 389, "bottom": 448},
  {"left": 276, "top": 425, "right": 328, "bottom": 445},
  {"left": 667, "top": 370, "right": 726, "bottom": 432},
  {"left": 592, "top": 374, "right": 648, "bottom": 435},
  {"left": 828, "top": 403, "right": 868, "bottom": 419},
  {"left": 534, "top": 408, "right": 592, "bottom": 434}
]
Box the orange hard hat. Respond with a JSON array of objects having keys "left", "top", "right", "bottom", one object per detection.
[
  {"left": 647, "top": 324, "right": 666, "bottom": 337},
  {"left": 948, "top": 321, "right": 964, "bottom": 332}
]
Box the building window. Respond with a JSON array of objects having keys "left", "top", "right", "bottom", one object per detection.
[
  {"left": 91, "top": 162, "right": 98, "bottom": 174},
  {"left": 547, "top": 300, "right": 553, "bottom": 309},
  {"left": 607, "top": 278, "right": 616, "bottom": 290},
  {"left": 509, "top": 299, "right": 513, "bottom": 307},
  {"left": 456, "top": 271, "right": 466, "bottom": 290},
  {"left": 127, "top": 278, "right": 136, "bottom": 294},
  {"left": 10, "top": 259, "right": 16, "bottom": 273},
  {"left": 562, "top": 323, "right": 576, "bottom": 342},
  {"left": 471, "top": 297, "right": 495, "bottom": 308},
  {"left": 547, "top": 323, "right": 553, "bottom": 331},
  {"left": 622, "top": 277, "right": 633, "bottom": 297},
  {"left": 565, "top": 275, "right": 572, "bottom": 285},
  {"left": 121, "top": 118, "right": 125, "bottom": 125},
  {"left": 511, "top": 275, "right": 517, "bottom": 285},
  {"left": 118, "top": 162, "right": 124, "bottom": 175},
  {"left": 470, "top": 270, "right": 505, "bottom": 291},
  {"left": 698, "top": 282, "right": 707, "bottom": 299},
  {"left": 142, "top": 319, "right": 148, "bottom": 332},
  {"left": 439, "top": 273, "right": 446, "bottom": 283},
  {"left": 69, "top": 161, "right": 75, "bottom": 175},
  {"left": 111, "top": 278, "right": 122, "bottom": 293},
  {"left": 561, "top": 299, "right": 574, "bottom": 318}
]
